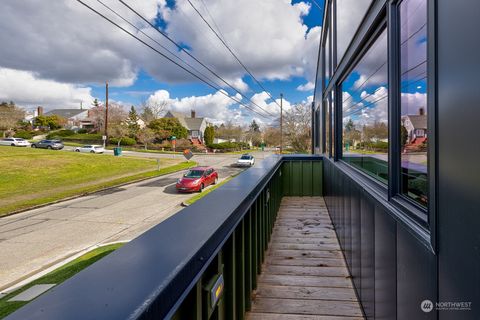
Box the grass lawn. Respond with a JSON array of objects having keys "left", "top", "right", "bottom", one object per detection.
[
  {"left": 184, "top": 174, "right": 238, "bottom": 206},
  {"left": 0, "top": 243, "right": 124, "bottom": 319},
  {"left": 0, "top": 146, "right": 196, "bottom": 216}
]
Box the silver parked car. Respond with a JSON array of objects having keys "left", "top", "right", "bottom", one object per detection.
[
  {"left": 31, "top": 140, "right": 64, "bottom": 150},
  {"left": 74, "top": 145, "right": 105, "bottom": 154},
  {"left": 0, "top": 138, "right": 31, "bottom": 147}
]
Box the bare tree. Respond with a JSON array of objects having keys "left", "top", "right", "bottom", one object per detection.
[
  {"left": 136, "top": 127, "right": 156, "bottom": 150},
  {"left": 215, "top": 121, "right": 244, "bottom": 142},
  {"left": 140, "top": 99, "right": 168, "bottom": 124},
  {"left": 0, "top": 101, "right": 25, "bottom": 137},
  {"left": 88, "top": 102, "right": 127, "bottom": 134},
  {"left": 283, "top": 103, "right": 312, "bottom": 153},
  {"left": 264, "top": 127, "right": 281, "bottom": 147}
]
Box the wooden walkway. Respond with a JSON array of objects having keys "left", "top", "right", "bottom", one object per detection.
[{"left": 247, "top": 197, "right": 364, "bottom": 320}]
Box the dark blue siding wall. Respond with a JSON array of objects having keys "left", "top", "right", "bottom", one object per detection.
[{"left": 323, "top": 159, "right": 437, "bottom": 319}]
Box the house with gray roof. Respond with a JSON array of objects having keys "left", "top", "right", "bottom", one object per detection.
[
  {"left": 401, "top": 107, "right": 427, "bottom": 144},
  {"left": 43, "top": 108, "right": 93, "bottom": 129},
  {"left": 164, "top": 110, "right": 207, "bottom": 144}
]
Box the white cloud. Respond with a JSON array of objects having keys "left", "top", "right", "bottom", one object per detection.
[
  {"left": 250, "top": 91, "right": 292, "bottom": 116},
  {"left": 297, "top": 81, "right": 315, "bottom": 92},
  {"left": 401, "top": 92, "right": 427, "bottom": 116},
  {"left": 0, "top": 68, "right": 94, "bottom": 109},
  {"left": 0, "top": 0, "right": 321, "bottom": 90},
  {"left": 146, "top": 89, "right": 246, "bottom": 124}
]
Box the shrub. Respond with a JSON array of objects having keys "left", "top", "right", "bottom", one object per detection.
[
  {"left": 14, "top": 130, "right": 34, "bottom": 139},
  {"left": 207, "top": 141, "right": 250, "bottom": 151},
  {"left": 109, "top": 137, "right": 136, "bottom": 146},
  {"left": 77, "top": 128, "right": 88, "bottom": 134},
  {"left": 47, "top": 129, "right": 75, "bottom": 138}
]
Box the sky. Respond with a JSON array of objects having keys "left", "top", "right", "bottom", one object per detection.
[{"left": 0, "top": 0, "right": 324, "bottom": 126}]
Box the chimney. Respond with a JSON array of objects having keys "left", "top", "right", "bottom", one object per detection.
[
  {"left": 191, "top": 110, "right": 196, "bottom": 118},
  {"left": 419, "top": 107, "right": 425, "bottom": 115},
  {"left": 37, "top": 106, "right": 44, "bottom": 116}
]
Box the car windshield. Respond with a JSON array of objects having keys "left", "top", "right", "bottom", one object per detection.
[
  {"left": 240, "top": 155, "right": 251, "bottom": 160},
  {"left": 184, "top": 170, "right": 204, "bottom": 178}
]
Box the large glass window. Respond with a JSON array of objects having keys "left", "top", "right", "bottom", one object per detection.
[
  {"left": 342, "top": 29, "right": 388, "bottom": 184},
  {"left": 325, "top": 98, "right": 330, "bottom": 155},
  {"left": 336, "top": 0, "right": 373, "bottom": 63},
  {"left": 314, "top": 108, "right": 320, "bottom": 149},
  {"left": 325, "top": 29, "right": 331, "bottom": 87},
  {"left": 331, "top": 90, "right": 335, "bottom": 158},
  {"left": 399, "top": 0, "right": 428, "bottom": 206}
]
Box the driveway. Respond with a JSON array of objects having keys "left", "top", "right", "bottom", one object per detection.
[{"left": 0, "top": 151, "right": 270, "bottom": 291}]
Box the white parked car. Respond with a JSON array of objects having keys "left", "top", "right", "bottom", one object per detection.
[
  {"left": 236, "top": 154, "right": 255, "bottom": 167},
  {"left": 74, "top": 145, "right": 105, "bottom": 154},
  {"left": 0, "top": 137, "right": 31, "bottom": 147}
]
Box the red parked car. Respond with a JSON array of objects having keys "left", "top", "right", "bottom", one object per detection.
[{"left": 176, "top": 166, "right": 218, "bottom": 193}]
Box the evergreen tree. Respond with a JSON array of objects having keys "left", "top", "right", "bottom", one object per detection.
[
  {"left": 204, "top": 126, "right": 215, "bottom": 145},
  {"left": 127, "top": 106, "right": 140, "bottom": 136}
]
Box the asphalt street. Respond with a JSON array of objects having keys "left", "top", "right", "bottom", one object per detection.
[{"left": 0, "top": 151, "right": 271, "bottom": 292}]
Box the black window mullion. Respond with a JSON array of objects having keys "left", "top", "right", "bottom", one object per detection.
[{"left": 388, "top": 1, "right": 401, "bottom": 199}]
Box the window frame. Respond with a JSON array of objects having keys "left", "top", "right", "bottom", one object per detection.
[
  {"left": 337, "top": 21, "right": 389, "bottom": 186},
  {"left": 388, "top": 0, "right": 433, "bottom": 227}
]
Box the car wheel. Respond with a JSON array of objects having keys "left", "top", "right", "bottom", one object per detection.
[
  {"left": 90, "top": 150, "right": 95, "bottom": 153},
  {"left": 31, "top": 144, "right": 36, "bottom": 148},
  {"left": 11, "top": 143, "right": 15, "bottom": 146},
  {"left": 75, "top": 149, "right": 80, "bottom": 152},
  {"left": 47, "top": 145, "right": 52, "bottom": 149},
  {"left": 199, "top": 183, "right": 204, "bottom": 193}
]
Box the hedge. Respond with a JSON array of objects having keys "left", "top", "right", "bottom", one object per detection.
[
  {"left": 109, "top": 137, "right": 136, "bottom": 146},
  {"left": 13, "top": 130, "right": 34, "bottom": 139}
]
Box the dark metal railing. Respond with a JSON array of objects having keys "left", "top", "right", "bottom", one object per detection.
[{"left": 6, "top": 154, "right": 322, "bottom": 320}]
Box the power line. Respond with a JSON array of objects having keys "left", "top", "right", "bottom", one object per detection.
[
  {"left": 96, "top": 0, "right": 221, "bottom": 92},
  {"left": 185, "top": 0, "right": 282, "bottom": 109},
  {"left": 75, "top": 0, "right": 273, "bottom": 119},
  {"left": 116, "top": 0, "right": 276, "bottom": 118}
]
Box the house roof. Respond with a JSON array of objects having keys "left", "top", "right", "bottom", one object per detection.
[
  {"left": 405, "top": 115, "right": 427, "bottom": 129},
  {"left": 184, "top": 118, "right": 205, "bottom": 131},
  {"left": 44, "top": 109, "right": 86, "bottom": 119},
  {"left": 164, "top": 110, "right": 205, "bottom": 131}
]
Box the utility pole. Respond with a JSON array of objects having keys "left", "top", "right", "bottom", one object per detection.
[
  {"left": 104, "top": 81, "right": 109, "bottom": 148},
  {"left": 280, "top": 93, "right": 283, "bottom": 154}
]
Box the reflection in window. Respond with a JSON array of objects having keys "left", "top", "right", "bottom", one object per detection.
[
  {"left": 314, "top": 108, "right": 320, "bottom": 149},
  {"left": 336, "top": 0, "right": 373, "bottom": 63},
  {"left": 342, "top": 29, "right": 388, "bottom": 183},
  {"left": 331, "top": 90, "right": 335, "bottom": 158},
  {"left": 325, "top": 29, "right": 331, "bottom": 87},
  {"left": 325, "top": 98, "right": 330, "bottom": 155},
  {"left": 399, "top": 0, "right": 428, "bottom": 206}
]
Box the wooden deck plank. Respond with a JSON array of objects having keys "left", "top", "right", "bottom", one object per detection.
[
  {"left": 246, "top": 197, "right": 364, "bottom": 319},
  {"left": 265, "top": 256, "right": 347, "bottom": 267},
  {"left": 254, "top": 284, "right": 358, "bottom": 301},
  {"left": 250, "top": 298, "right": 363, "bottom": 317},
  {"left": 247, "top": 313, "right": 363, "bottom": 320}
]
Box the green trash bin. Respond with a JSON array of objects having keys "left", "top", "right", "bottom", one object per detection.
[{"left": 113, "top": 147, "right": 122, "bottom": 156}]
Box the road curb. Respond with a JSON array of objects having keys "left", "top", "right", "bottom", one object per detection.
[{"left": 0, "top": 241, "right": 129, "bottom": 295}]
